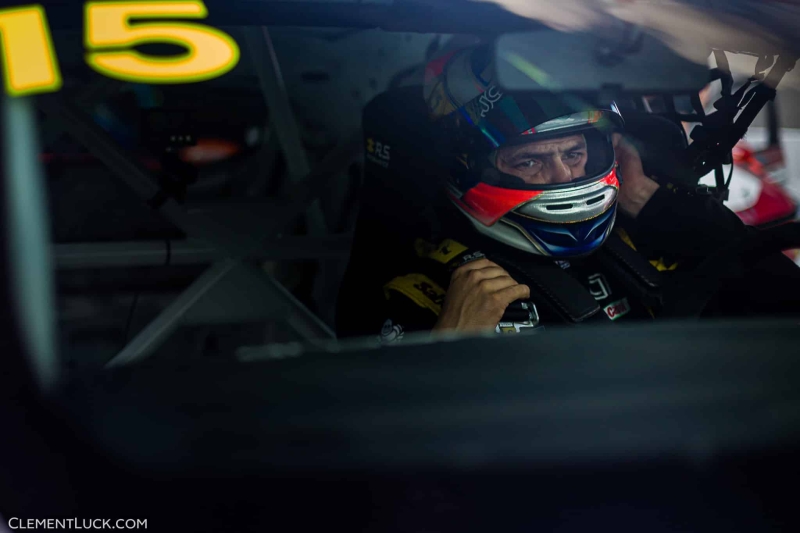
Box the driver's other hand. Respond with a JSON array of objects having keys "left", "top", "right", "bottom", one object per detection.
[
  {"left": 612, "top": 133, "right": 646, "bottom": 181},
  {"left": 612, "top": 132, "right": 660, "bottom": 218},
  {"left": 433, "top": 258, "right": 530, "bottom": 333}
]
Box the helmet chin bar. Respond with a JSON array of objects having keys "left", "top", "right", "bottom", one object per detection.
[
  {"left": 449, "top": 171, "right": 620, "bottom": 258},
  {"left": 462, "top": 211, "right": 550, "bottom": 256},
  {"left": 461, "top": 208, "right": 618, "bottom": 258},
  {"left": 514, "top": 174, "right": 618, "bottom": 223}
]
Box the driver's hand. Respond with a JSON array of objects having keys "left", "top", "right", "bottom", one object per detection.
[
  {"left": 613, "top": 133, "right": 660, "bottom": 219},
  {"left": 433, "top": 258, "right": 530, "bottom": 333}
]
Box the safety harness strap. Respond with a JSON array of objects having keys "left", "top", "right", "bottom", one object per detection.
[
  {"left": 492, "top": 253, "right": 606, "bottom": 324},
  {"left": 595, "top": 232, "right": 665, "bottom": 310}
]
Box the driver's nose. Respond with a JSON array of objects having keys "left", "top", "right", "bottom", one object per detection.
[{"left": 548, "top": 159, "right": 573, "bottom": 184}]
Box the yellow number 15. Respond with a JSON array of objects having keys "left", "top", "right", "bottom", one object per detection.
[
  {"left": 0, "top": 1, "right": 240, "bottom": 97},
  {"left": 85, "top": 1, "right": 239, "bottom": 84}
]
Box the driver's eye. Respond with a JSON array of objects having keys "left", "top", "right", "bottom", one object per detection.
[
  {"left": 563, "top": 152, "right": 584, "bottom": 164},
  {"left": 515, "top": 159, "right": 541, "bottom": 170}
]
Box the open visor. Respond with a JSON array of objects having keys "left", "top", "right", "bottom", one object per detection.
[{"left": 480, "top": 126, "right": 618, "bottom": 190}]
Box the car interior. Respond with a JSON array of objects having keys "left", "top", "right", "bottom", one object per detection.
[{"left": 2, "top": 1, "right": 800, "bottom": 531}]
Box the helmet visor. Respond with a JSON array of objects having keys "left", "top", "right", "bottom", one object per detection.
[{"left": 482, "top": 127, "right": 616, "bottom": 190}]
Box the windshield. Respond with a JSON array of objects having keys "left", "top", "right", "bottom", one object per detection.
[{"left": 2, "top": 1, "right": 800, "bottom": 529}]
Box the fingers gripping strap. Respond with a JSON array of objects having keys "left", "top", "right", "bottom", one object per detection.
[{"left": 383, "top": 274, "right": 446, "bottom": 316}]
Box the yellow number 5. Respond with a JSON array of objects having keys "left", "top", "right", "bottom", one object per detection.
[
  {"left": 85, "top": 0, "right": 240, "bottom": 84},
  {"left": 0, "top": 5, "right": 62, "bottom": 96}
]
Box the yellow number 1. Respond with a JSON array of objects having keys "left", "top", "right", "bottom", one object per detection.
[
  {"left": 85, "top": 0, "right": 240, "bottom": 84},
  {"left": 0, "top": 5, "right": 62, "bottom": 96}
]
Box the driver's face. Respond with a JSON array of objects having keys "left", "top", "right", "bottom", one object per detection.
[{"left": 495, "top": 134, "right": 588, "bottom": 185}]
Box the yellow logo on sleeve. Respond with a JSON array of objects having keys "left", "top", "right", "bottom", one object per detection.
[
  {"left": 383, "top": 273, "right": 446, "bottom": 316},
  {"left": 414, "top": 238, "right": 468, "bottom": 265}
]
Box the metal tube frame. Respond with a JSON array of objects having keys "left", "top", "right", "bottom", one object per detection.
[
  {"left": 3, "top": 95, "right": 60, "bottom": 391},
  {"left": 53, "top": 235, "right": 353, "bottom": 269},
  {"left": 36, "top": 32, "right": 362, "bottom": 365}
]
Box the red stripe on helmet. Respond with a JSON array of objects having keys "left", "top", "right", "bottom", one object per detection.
[
  {"left": 600, "top": 167, "right": 620, "bottom": 188},
  {"left": 451, "top": 182, "right": 544, "bottom": 226},
  {"left": 451, "top": 168, "right": 618, "bottom": 226}
]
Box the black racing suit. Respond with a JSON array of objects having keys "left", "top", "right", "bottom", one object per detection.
[{"left": 336, "top": 183, "right": 800, "bottom": 341}]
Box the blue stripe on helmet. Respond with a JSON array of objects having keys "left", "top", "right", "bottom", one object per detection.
[{"left": 504, "top": 208, "right": 616, "bottom": 258}]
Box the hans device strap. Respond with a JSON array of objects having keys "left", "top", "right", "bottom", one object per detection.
[
  {"left": 595, "top": 232, "right": 664, "bottom": 310},
  {"left": 492, "top": 254, "right": 605, "bottom": 324}
]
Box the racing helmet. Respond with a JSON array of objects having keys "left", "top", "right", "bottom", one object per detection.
[{"left": 424, "top": 45, "right": 625, "bottom": 258}]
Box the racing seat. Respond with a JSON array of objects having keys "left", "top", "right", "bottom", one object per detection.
[
  {"left": 352, "top": 85, "right": 446, "bottom": 241},
  {"left": 336, "top": 85, "right": 448, "bottom": 336}
]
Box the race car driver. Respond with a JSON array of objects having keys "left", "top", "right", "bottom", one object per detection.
[{"left": 336, "top": 45, "right": 800, "bottom": 341}]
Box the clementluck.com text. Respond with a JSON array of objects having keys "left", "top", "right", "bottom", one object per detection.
[{"left": 7, "top": 518, "right": 147, "bottom": 530}]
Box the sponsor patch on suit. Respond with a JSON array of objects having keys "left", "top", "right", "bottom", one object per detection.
[{"left": 603, "top": 298, "right": 631, "bottom": 320}]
